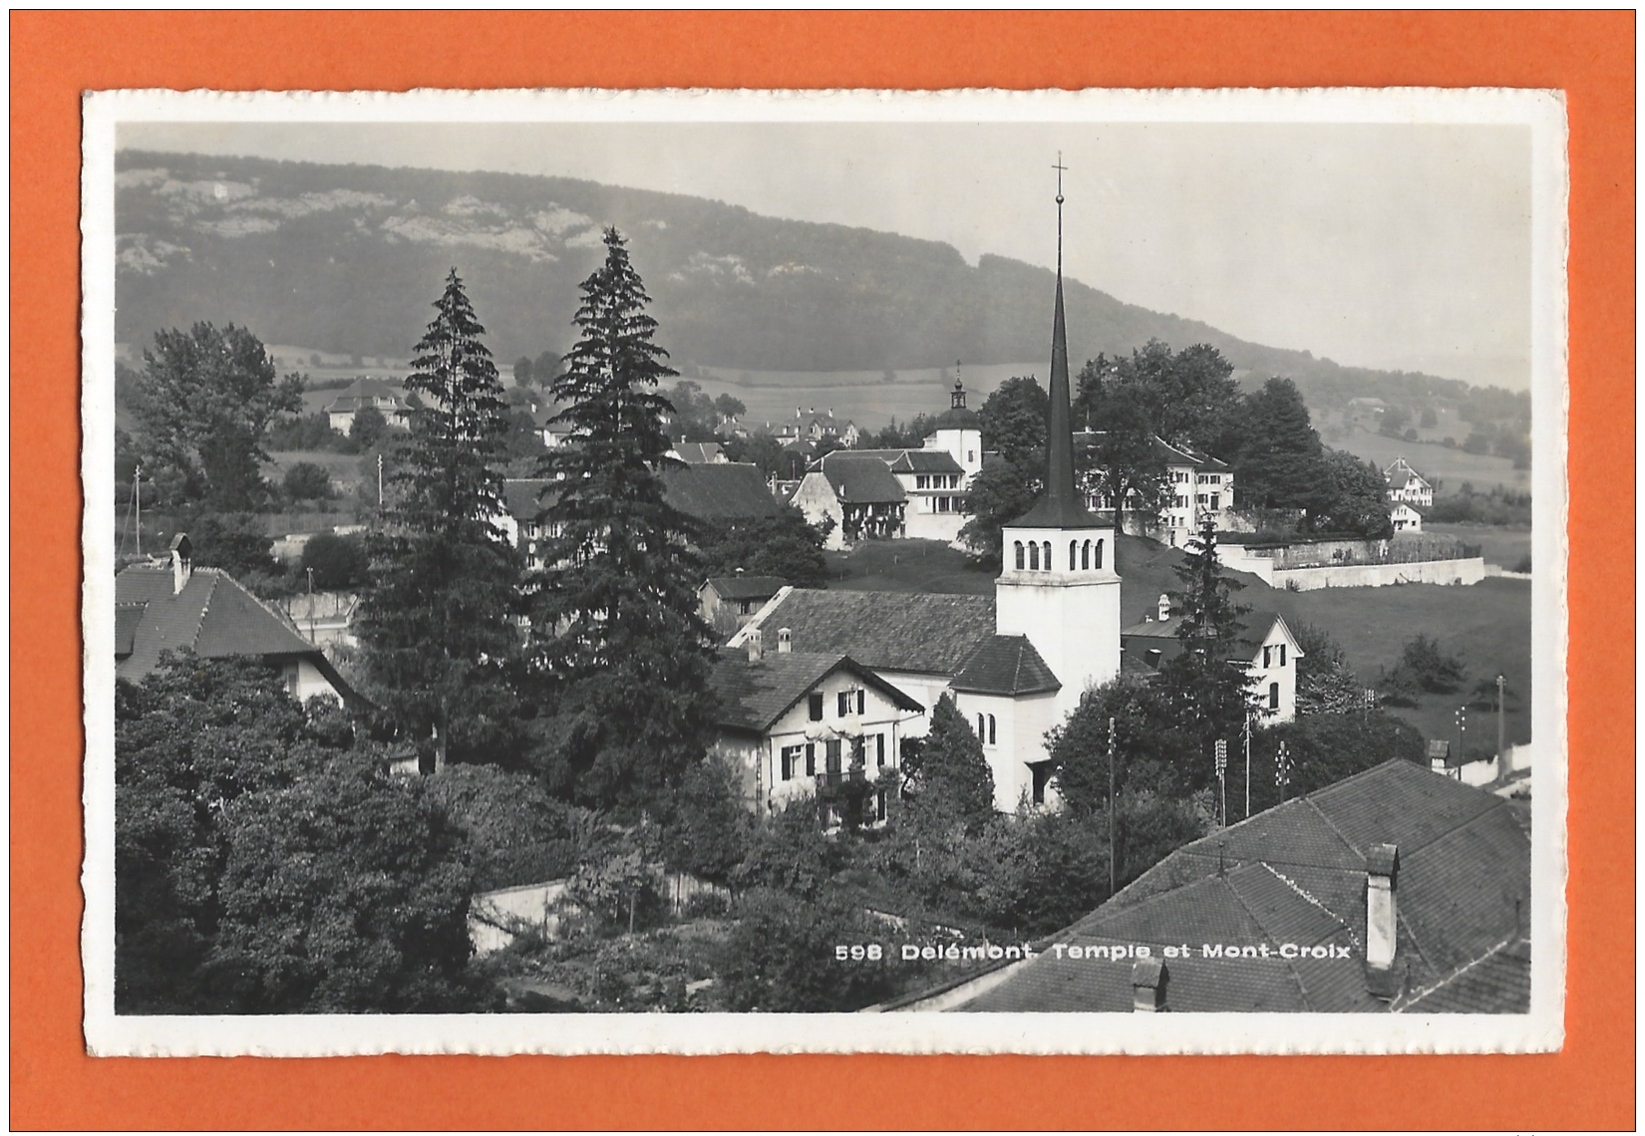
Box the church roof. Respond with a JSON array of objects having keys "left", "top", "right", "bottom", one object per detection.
[
  {"left": 950, "top": 635, "right": 1061, "bottom": 696},
  {"left": 935, "top": 760, "right": 1530, "bottom": 1013},
  {"left": 1011, "top": 264, "right": 1104, "bottom": 530},
  {"left": 733, "top": 589, "right": 996, "bottom": 676},
  {"left": 709, "top": 650, "right": 922, "bottom": 734}
]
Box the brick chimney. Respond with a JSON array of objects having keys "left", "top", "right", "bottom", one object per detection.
[
  {"left": 169, "top": 533, "right": 193, "bottom": 595},
  {"left": 777, "top": 627, "right": 792, "bottom": 654},
  {"left": 1131, "top": 957, "right": 1168, "bottom": 1012},
  {"left": 746, "top": 627, "right": 764, "bottom": 664},
  {"left": 1365, "top": 843, "right": 1400, "bottom": 970}
]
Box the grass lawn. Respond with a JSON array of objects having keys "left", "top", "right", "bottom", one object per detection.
[
  {"left": 1425, "top": 522, "right": 1533, "bottom": 570},
  {"left": 1330, "top": 428, "right": 1530, "bottom": 497},
  {"left": 826, "top": 538, "right": 994, "bottom": 595},
  {"left": 1265, "top": 577, "right": 1532, "bottom": 757}
]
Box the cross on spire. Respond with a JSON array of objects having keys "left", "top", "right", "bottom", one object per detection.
[{"left": 1053, "top": 152, "right": 1068, "bottom": 273}]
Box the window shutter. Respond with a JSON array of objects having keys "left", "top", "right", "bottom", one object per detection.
[
  {"left": 805, "top": 743, "right": 815, "bottom": 777},
  {"left": 857, "top": 689, "right": 865, "bottom": 715}
]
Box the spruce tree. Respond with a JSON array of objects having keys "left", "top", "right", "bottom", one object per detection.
[
  {"left": 531, "top": 228, "right": 716, "bottom": 810},
  {"left": 355, "top": 269, "right": 520, "bottom": 770},
  {"left": 904, "top": 694, "right": 996, "bottom": 831}
]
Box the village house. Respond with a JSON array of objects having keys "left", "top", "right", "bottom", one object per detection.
[
  {"left": 1384, "top": 457, "right": 1435, "bottom": 508},
  {"left": 1076, "top": 433, "right": 1236, "bottom": 548},
  {"left": 791, "top": 453, "right": 908, "bottom": 550},
  {"left": 668, "top": 439, "right": 727, "bottom": 464},
  {"left": 325, "top": 377, "right": 411, "bottom": 434},
  {"left": 708, "top": 630, "right": 925, "bottom": 822},
  {"left": 922, "top": 378, "right": 985, "bottom": 483},
  {"left": 733, "top": 224, "right": 1123, "bottom": 811},
  {"left": 1120, "top": 593, "right": 1306, "bottom": 723},
  {"left": 115, "top": 534, "right": 358, "bottom": 706},
  {"left": 698, "top": 572, "right": 788, "bottom": 636},
  {"left": 1345, "top": 396, "right": 1390, "bottom": 431},
  {"left": 896, "top": 759, "right": 1530, "bottom": 1013},
  {"left": 1390, "top": 501, "right": 1425, "bottom": 533}
]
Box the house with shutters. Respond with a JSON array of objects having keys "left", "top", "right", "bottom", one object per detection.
[
  {"left": 825, "top": 448, "right": 968, "bottom": 542},
  {"left": 698, "top": 573, "right": 789, "bottom": 636},
  {"left": 115, "top": 534, "right": 358, "bottom": 706},
  {"left": 1077, "top": 433, "right": 1236, "bottom": 548},
  {"left": 791, "top": 452, "right": 909, "bottom": 549},
  {"left": 708, "top": 629, "right": 924, "bottom": 821},
  {"left": 1384, "top": 457, "right": 1435, "bottom": 508},
  {"left": 325, "top": 377, "right": 411, "bottom": 434},
  {"left": 1120, "top": 592, "right": 1306, "bottom": 723},
  {"left": 894, "top": 759, "right": 1531, "bottom": 1013}
]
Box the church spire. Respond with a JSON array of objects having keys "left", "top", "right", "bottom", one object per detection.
[{"left": 1013, "top": 154, "right": 1102, "bottom": 530}]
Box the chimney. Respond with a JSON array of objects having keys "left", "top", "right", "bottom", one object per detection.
[
  {"left": 1131, "top": 958, "right": 1168, "bottom": 1012},
  {"left": 777, "top": 627, "right": 792, "bottom": 654},
  {"left": 734, "top": 566, "right": 745, "bottom": 577},
  {"left": 1157, "top": 593, "right": 1172, "bottom": 621},
  {"left": 1365, "top": 843, "right": 1400, "bottom": 969},
  {"left": 169, "top": 533, "right": 193, "bottom": 595},
  {"left": 745, "top": 627, "right": 764, "bottom": 664}
]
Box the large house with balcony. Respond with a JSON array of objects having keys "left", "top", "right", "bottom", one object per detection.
[
  {"left": 708, "top": 631, "right": 924, "bottom": 823},
  {"left": 1077, "top": 433, "right": 1236, "bottom": 547},
  {"left": 1384, "top": 457, "right": 1434, "bottom": 508}
]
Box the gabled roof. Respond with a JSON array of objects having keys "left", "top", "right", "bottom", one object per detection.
[
  {"left": 732, "top": 588, "right": 996, "bottom": 676},
  {"left": 1119, "top": 609, "right": 1297, "bottom": 667},
  {"left": 1386, "top": 467, "right": 1430, "bottom": 490},
  {"left": 948, "top": 760, "right": 1530, "bottom": 1013},
  {"left": 1072, "top": 431, "right": 1230, "bottom": 473},
  {"left": 702, "top": 575, "right": 788, "bottom": 601},
  {"left": 500, "top": 478, "right": 559, "bottom": 521},
  {"left": 325, "top": 377, "right": 407, "bottom": 414},
  {"left": 709, "top": 650, "right": 923, "bottom": 733},
  {"left": 819, "top": 456, "right": 906, "bottom": 505},
  {"left": 950, "top": 635, "right": 1061, "bottom": 696},
  {"left": 672, "top": 441, "right": 724, "bottom": 464},
  {"left": 888, "top": 450, "right": 965, "bottom": 476},
  {"left": 114, "top": 566, "right": 354, "bottom": 700},
  {"left": 662, "top": 462, "right": 781, "bottom": 520}
]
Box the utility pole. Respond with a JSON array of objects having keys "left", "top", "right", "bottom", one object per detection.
[
  {"left": 1243, "top": 710, "right": 1252, "bottom": 820},
  {"left": 1214, "top": 739, "right": 1228, "bottom": 828},
  {"left": 133, "top": 464, "right": 142, "bottom": 557},
  {"left": 1496, "top": 674, "right": 1507, "bottom": 761},
  {"left": 1107, "top": 716, "right": 1117, "bottom": 897},
  {"left": 306, "top": 566, "right": 316, "bottom": 642},
  {"left": 1276, "top": 739, "right": 1291, "bottom": 803},
  {"left": 1455, "top": 706, "right": 1468, "bottom": 776},
  {"left": 377, "top": 452, "right": 385, "bottom": 513}
]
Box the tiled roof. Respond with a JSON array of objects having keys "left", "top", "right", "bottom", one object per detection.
[
  {"left": 1120, "top": 610, "right": 1285, "bottom": 667},
  {"left": 325, "top": 377, "right": 407, "bottom": 413},
  {"left": 672, "top": 442, "right": 724, "bottom": 464},
  {"left": 821, "top": 456, "right": 907, "bottom": 505},
  {"left": 950, "top": 635, "right": 1061, "bottom": 696},
  {"left": 704, "top": 575, "right": 788, "bottom": 601},
  {"left": 942, "top": 760, "right": 1530, "bottom": 1013},
  {"left": 709, "top": 651, "right": 921, "bottom": 733},
  {"left": 888, "top": 450, "right": 965, "bottom": 475},
  {"left": 501, "top": 478, "right": 560, "bottom": 521},
  {"left": 115, "top": 603, "right": 145, "bottom": 659},
  {"left": 734, "top": 589, "right": 996, "bottom": 676},
  {"left": 661, "top": 463, "right": 781, "bottom": 520},
  {"left": 114, "top": 565, "right": 345, "bottom": 690}
]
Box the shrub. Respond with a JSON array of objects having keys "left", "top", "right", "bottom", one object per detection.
[
  {"left": 716, "top": 888, "right": 900, "bottom": 1011},
  {"left": 282, "top": 461, "right": 333, "bottom": 503},
  {"left": 300, "top": 531, "right": 369, "bottom": 591},
  {"left": 1399, "top": 633, "right": 1467, "bottom": 693}
]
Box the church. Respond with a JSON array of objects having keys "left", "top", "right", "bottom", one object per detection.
[{"left": 724, "top": 186, "right": 1122, "bottom": 812}]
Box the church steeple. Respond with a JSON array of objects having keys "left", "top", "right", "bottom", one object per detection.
[{"left": 1013, "top": 155, "right": 1103, "bottom": 530}]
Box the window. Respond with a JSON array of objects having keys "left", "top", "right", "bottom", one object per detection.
[
  {"left": 808, "top": 693, "right": 824, "bottom": 721},
  {"left": 838, "top": 691, "right": 851, "bottom": 717},
  {"left": 1263, "top": 645, "right": 1272, "bottom": 667},
  {"left": 1269, "top": 682, "right": 1280, "bottom": 711},
  {"left": 780, "top": 745, "right": 804, "bottom": 781},
  {"left": 916, "top": 474, "right": 929, "bottom": 489},
  {"left": 1029, "top": 542, "right": 1039, "bottom": 570},
  {"left": 1278, "top": 644, "right": 1286, "bottom": 666},
  {"left": 1014, "top": 541, "right": 1025, "bottom": 570},
  {"left": 977, "top": 712, "right": 986, "bottom": 739},
  {"left": 988, "top": 714, "right": 997, "bottom": 745},
  {"left": 876, "top": 790, "right": 888, "bottom": 823},
  {"left": 857, "top": 689, "right": 866, "bottom": 714},
  {"left": 805, "top": 743, "right": 816, "bottom": 777},
  {"left": 1095, "top": 539, "right": 1104, "bottom": 570},
  {"left": 1211, "top": 494, "right": 1221, "bottom": 510},
  {"left": 825, "top": 739, "right": 843, "bottom": 775},
  {"left": 1081, "top": 540, "right": 1090, "bottom": 570},
  {"left": 876, "top": 733, "right": 886, "bottom": 767},
  {"left": 1031, "top": 762, "right": 1052, "bottom": 806},
  {"left": 1042, "top": 542, "right": 1052, "bottom": 570}
]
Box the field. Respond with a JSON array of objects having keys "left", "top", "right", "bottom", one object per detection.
[
  {"left": 1329, "top": 427, "right": 1530, "bottom": 497},
  {"left": 1424, "top": 522, "right": 1533, "bottom": 570},
  {"left": 828, "top": 536, "right": 1532, "bottom": 760}
]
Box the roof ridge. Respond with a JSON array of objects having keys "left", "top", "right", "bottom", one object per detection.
[
  {"left": 1301, "top": 796, "right": 1365, "bottom": 866},
  {"left": 1395, "top": 932, "right": 1522, "bottom": 1012},
  {"left": 1257, "top": 861, "right": 1359, "bottom": 950},
  {"left": 183, "top": 572, "right": 219, "bottom": 653},
  {"left": 1220, "top": 867, "right": 1317, "bottom": 1009}
]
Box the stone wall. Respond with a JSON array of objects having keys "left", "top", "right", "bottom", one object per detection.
[{"left": 1267, "top": 557, "right": 1487, "bottom": 591}]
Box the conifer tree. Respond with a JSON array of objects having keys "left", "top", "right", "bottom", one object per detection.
[
  {"left": 531, "top": 228, "right": 716, "bottom": 809},
  {"left": 355, "top": 269, "right": 520, "bottom": 770},
  {"left": 903, "top": 694, "right": 996, "bottom": 832}
]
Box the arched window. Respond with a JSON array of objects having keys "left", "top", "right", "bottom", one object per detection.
[
  {"left": 1042, "top": 542, "right": 1052, "bottom": 570},
  {"left": 977, "top": 713, "right": 986, "bottom": 739},
  {"left": 1069, "top": 541, "right": 1077, "bottom": 571},
  {"left": 1029, "top": 541, "right": 1039, "bottom": 570},
  {"left": 1094, "top": 539, "right": 1104, "bottom": 570},
  {"left": 1014, "top": 541, "right": 1025, "bottom": 570},
  {"left": 1081, "top": 540, "right": 1090, "bottom": 570},
  {"left": 988, "top": 714, "right": 997, "bottom": 745}
]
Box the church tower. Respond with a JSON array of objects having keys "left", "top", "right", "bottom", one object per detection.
[{"left": 994, "top": 164, "right": 1122, "bottom": 722}]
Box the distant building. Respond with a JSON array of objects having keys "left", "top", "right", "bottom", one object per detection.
[
  {"left": 792, "top": 454, "right": 908, "bottom": 549},
  {"left": 1076, "top": 432, "right": 1235, "bottom": 548},
  {"left": 280, "top": 591, "right": 360, "bottom": 650},
  {"left": 1120, "top": 593, "right": 1306, "bottom": 723},
  {"left": 709, "top": 633, "right": 924, "bottom": 821},
  {"left": 116, "top": 534, "right": 357, "bottom": 706},
  {"left": 1384, "top": 457, "right": 1434, "bottom": 508},
  {"left": 1346, "top": 396, "right": 1389, "bottom": 430},
  {"left": 896, "top": 759, "right": 1531, "bottom": 1014},
  {"left": 778, "top": 408, "right": 860, "bottom": 448},
  {"left": 1391, "top": 502, "right": 1424, "bottom": 533},
  {"left": 669, "top": 440, "right": 727, "bottom": 464},
  {"left": 922, "top": 378, "right": 984, "bottom": 483},
  {"left": 326, "top": 377, "right": 411, "bottom": 434},
  {"left": 698, "top": 573, "right": 788, "bottom": 636}
]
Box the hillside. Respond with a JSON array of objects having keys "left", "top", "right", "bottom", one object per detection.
[{"left": 115, "top": 150, "right": 1474, "bottom": 404}]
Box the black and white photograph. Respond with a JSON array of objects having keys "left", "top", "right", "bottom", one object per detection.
[{"left": 81, "top": 88, "right": 1567, "bottom": 1055}]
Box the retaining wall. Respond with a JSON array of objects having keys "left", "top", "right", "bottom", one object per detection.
[{"left": 1259, "top": 556, "right": 1487, "bottom": 591}]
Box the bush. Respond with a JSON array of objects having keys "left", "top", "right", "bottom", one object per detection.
[
  {"left": 1399, "top": 633, "right": 1467, "bottom": 693},
  {"left": 300, "top": 531, "right": 369, "bottom": 590},
  {"left": 282, "top": 461, "right": 333, "bottom": 503},
  {"left": 716, "top": 888, "right": 901, "bottom": 1011}
]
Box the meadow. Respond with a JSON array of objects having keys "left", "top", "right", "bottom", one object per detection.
[{"left": 1329, "top": 427, "right": 1530, "bottom": 497}]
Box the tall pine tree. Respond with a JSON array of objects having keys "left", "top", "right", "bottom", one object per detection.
[
  {"left": 531, "top": 228, "right": 716, "bottom": 810},
  {"left": 355, "top": 269, "right": 521, "bottom": 771}
]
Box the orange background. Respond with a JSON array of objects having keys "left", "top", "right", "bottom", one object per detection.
[{"left": 11, "top": 12, "right": 1633, "bottom": 1130}]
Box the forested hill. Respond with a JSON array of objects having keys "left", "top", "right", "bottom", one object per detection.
[{"left": 117, "top": 150, "right": 1468, "bottom": 402}]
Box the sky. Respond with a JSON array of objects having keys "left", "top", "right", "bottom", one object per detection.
[{"left": 121, "top": 118, "right": 1533, "bottom": 388}]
